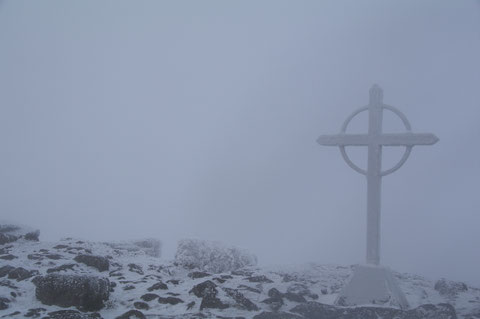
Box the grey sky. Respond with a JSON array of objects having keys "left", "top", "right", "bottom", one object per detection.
[{"left": 1, "top": 1, "right": 480, "bottom": 285}]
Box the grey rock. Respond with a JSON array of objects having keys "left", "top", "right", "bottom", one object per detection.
[
  {"left": 186, "top": 301, "right": 195, "bottom": 310},
  {"left": 188, "top": 271, "right": 211, "bottom": 279},
  {"left": 140, "top": 293, "right": 159, "bottom": 302},
  {"left": 0, "top": 234, "right": 17, "bottom": 245},
  {"left": 147, "top": 281, "right": 168, "bottom": 291},
  {"left": 283, "top": 292, "right": 307, "bottom": 303},
  {"left": 74, "top": 255, "right": 109, "bottom": 272},
  {"left": 158, "top": 296, "right": 184, "bottom": 305},
  {"left": 24, "top": 307, "right": 46, "bottom": 318},
  {"left": 34, "top": 274, "right": 109, "bottom": 311},
  {"left": 0, "top": 255, "right": 16, "bottom": 261},
  {"left": 435, "top": 278, "right": 468, "bottom": 297},
  {"left": 189, "top": 280, "right": 217, "bottom": 298},
  {"left": 127, "top": 263, "right": 144, "bottom": 275},
  {"left": 247, "top": 275, "right": 273, "bottom": 283},
  {"left": 134, "top": 301, "right": 149, "bottom": 310},
  {"left": 115, "top": 310, "right": 146, "bottom": 319},
  {"left": 0, "top": 297, "right": 9, "bottom": 310},
  {"left": 43, "top": 310, "right": 103, "bottom": 319},
  {"left": 237, "top": 284, "right": 261, "bottom": 294},
  {"left": 0, "top": 266, "right": 15, "bottom": 278},
  {"left": 253, "top": 312, "right": 302, "bottom": 319},
  {"left": 7, "top": 267, "right": 39, "bottom": 281},
  {"left": 47, "top": 264, "right": 78, "bottom": 273},
  {"left": 223, "top": 287, "right": 259, "bottom": 311},
  {"left": 175, "top": 239, "right": 257, "bottom": 273}
]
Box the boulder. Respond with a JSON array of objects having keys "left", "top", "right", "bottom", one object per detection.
[
  {"left": 0, "top": 223, "right": 40, "bottom": 243},
  {"left": 158, "top": 296, "right": 184, "bottom": 305},
  {"left": 24, "top": 308, "right": 47, "bottom": 317},
  {"left": 0, "top": 265, "right": 15, "bottom": 278},
  {"left": 140, "top": 293, "right": 159, "bottom": 302},
  {"left": 104, "top": 238, "right": 161, "bottom": 258},
  {"left": 188, "top": 271, "right": 211, "bottom": 279},
  {"left": 74, "top": 254, "right": 109, "bottom": 272},
  {"left": 134, "top": 301, "right": 149, "bottom": 310},
  {"left": 223, "top": 287, "right": 259, "bottom": 311},
  {"left": 189, "top": 280, "right": 228, "bottom": 310},
  {"left": 127, "top": 263, "right": 144, "bottom": 275},
  {"left": 7, "top": 267, "right": 39, "bottom": 281},
  {"left": 247, "top": 275, "right": 273, "bottom": 283},
  {"left": 115, "top": 310, "right": 146, "bottom": 319},
  {"left": 189, "top": 280, "right": 217, "bottom": 298},
  {"left": 0, "top": 297, "right": 9, "bottom": 310},
  {"left": 262, "top": 288, "right": 284, "bottom": 312},
  {"left": 434, "top": 278, "right": 468, "bottom": 297},
  {"left": 147, "top": 281, "right": 168, "bottom": 291},
  {"left": 34, "top": 274, "right": 109, "bottom": 311},
  {"left": 40, "top": 310, "right": 102, "bottom": 319},
  {"left": 253, "top": 312, "right": 302, "bottom": 319},
  {"left": 175, "top": 239, "right": 257, "bottom": 273}
]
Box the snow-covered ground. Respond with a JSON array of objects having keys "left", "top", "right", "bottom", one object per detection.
[{"left": 0, "top": 233, "right": 479, "bottom": 318}]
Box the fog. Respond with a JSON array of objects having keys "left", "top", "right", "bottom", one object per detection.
[{"left": 1, "top": 1, "right": 479, "bottom": 286}]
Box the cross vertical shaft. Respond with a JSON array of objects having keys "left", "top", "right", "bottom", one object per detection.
[{"left": 366, "top": 85, "right": 383, "bottom": 265}]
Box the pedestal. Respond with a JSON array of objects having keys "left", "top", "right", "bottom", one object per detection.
[{"left": 334, "top": 264, "right": 409, "bottom": 309}]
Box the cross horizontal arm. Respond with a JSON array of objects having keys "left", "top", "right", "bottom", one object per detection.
[
  {"left": 317, "top": 133, "right": 439, "bottom": 146},
  {"left": 378, "top": 133, "right": 439, "bottom": 146},
  {"left": 317, "top": 134, "right": 370, "bottom": 146}
]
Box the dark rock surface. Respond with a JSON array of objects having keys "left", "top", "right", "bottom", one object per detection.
[
  {"left": 74, "top": 254, "right": 109, "bottom": 272},
  {"left": 435, "top": 278, "right": 468, "bottom": 297},
  {"left": 247, "top": 275, "right": 274, "bottom": 283},
  {"left": 140, "top": 293, "right": 159, "bottom": 302},
  {"left": 38, "top": 310, "right": 102, "bottom": 319},
  {"left": 34, "top": 274, "right": 109, "bottom": 311},
  {"left": 0, "top": 266, "right": 15, "bottom": 278},
  {"left": 189, "top": 280, "right": 217, "bottom": 298},
  {"left": 134, "top": 301, "right": 149, "bottom": 310},
  {"left": 47, "top": 264, "right": 78, "bottom": 273},
  {"left": 188, "top": 271, "right": 211, "bottom": 279},
  {"left": 158, "top": 296, "right": 184, "bottom": 305},
  {"left": 0, "top": 298, "right": 9, "bottom": 311},
  {"left": 24, "top": 307, "right": 46, "bottom": 318},
  {"left": 147, "top": 281, "right": 168, "bottom": 291},
  {"left": 223, "top": 288, "right": 259, "bottom": 311},
  {"left": 7, "top": 267, "right": 39, "bottom": 281},
  {"left": 127, "top": 263, "right": 144, "bottom": 275},
  {"left": 0, "top": 255, "right": 16, "bottom": 261},
  {"left": 253, "top": 312, "right": 302, "bottom": 319},
  {"left": 115, "top": 310, "right": 146, "bottom": 319}
]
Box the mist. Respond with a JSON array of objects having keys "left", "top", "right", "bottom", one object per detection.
[{"left": 1, "top": 0, "right": 479, "bottom": 287}]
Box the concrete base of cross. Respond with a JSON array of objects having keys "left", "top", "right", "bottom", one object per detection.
[{"left": 334, "top": 264, "right": 409, "bottom": 309}]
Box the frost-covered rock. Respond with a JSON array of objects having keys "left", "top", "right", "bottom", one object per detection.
[
  {"left": 74, "top": 254, "right": 110, "bottom": 272},
  {"left": 42, "top": 310, "right": 103, "bottom": 319},
  {"left": 34, "top": 274, "right": 110, "bottom": 311},
  {"left": 104, "top": 238, "right": 161, "bottom": 258},
  {"left": 174, "top": 239, "right": 257, "bottom": 273},
  {"left": 434, "top": 278, "right": 468, "bottom": 297},
  {"left": 0, "top": 223, "right": 40, "bottom": 244}
]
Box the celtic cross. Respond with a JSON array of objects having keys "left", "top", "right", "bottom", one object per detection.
[{"left": 317, "top": 85, "right": 438, "bottom": 265}]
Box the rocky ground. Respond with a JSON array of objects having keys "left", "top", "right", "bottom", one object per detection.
[{"left": 0, "top": 224, "right": 479, "bottom": 319}]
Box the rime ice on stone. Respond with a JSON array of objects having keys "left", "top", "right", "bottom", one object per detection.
[
  {"left": 317, "top": 85, "right": 438, "bottom": 309},
  {"left": 175, "top": 239, "right": 257, "bottom": 273}
]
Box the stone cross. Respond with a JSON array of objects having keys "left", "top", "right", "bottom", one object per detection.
[{"left": 317, "top": 85, "right": 438, "bottom": 265}]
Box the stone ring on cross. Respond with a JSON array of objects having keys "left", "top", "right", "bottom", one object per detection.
[{"left": 317, "top": 84, "right": 439, "bottom": 177}]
